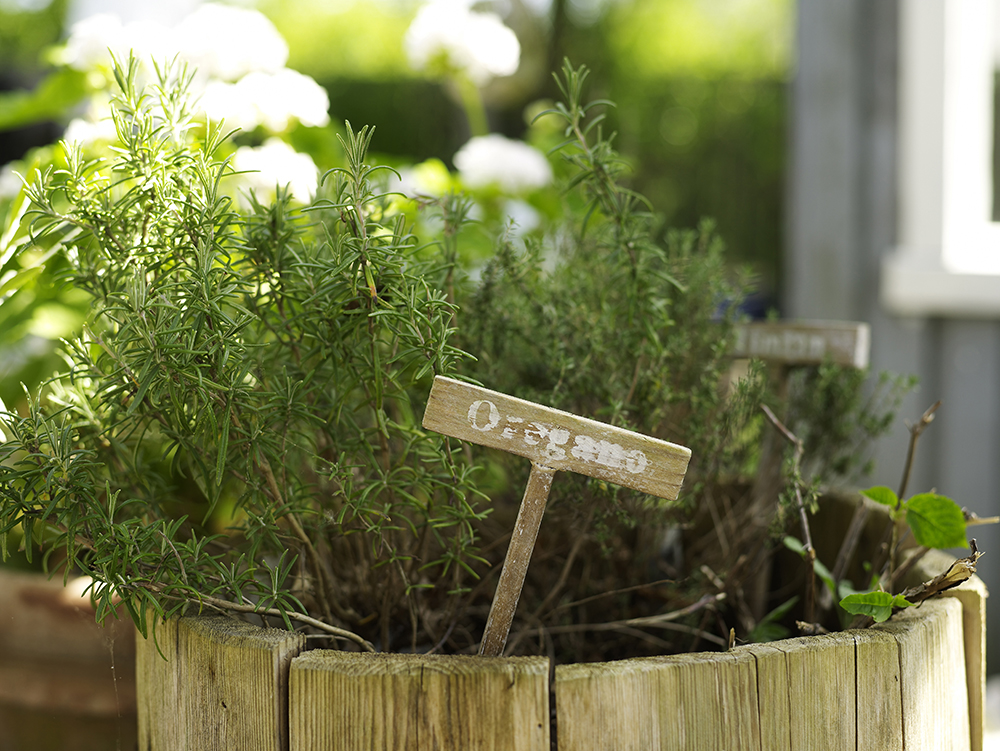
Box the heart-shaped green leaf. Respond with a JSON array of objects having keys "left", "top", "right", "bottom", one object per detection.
[{"left": 905, "top": 493, "right": 967, "bottom": 549}]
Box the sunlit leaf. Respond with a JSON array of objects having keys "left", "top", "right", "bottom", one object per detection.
[{"left": 905, "top": 493, "right": 967, "bottom": 549}]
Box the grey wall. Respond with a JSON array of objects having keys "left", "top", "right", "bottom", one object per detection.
[{"left": 788, "top": 0, "right": 1000, "bottom": 672}]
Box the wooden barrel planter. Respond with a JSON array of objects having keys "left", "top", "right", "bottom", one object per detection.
[
  {"left": 0, "top": 567, "right": 137, "bottom": 751},
  {"left": 136, "top": 518, "right": 988, "bottom": 751}
]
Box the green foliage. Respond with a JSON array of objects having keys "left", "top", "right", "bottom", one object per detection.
[
  {"left": 904, "top": 493, "right": 967, "bottom": 550},
  {"left": 0, "top": 57, "right": 914, "bottom": 658},
  {"left": 748, "top": 595, "right": 797, "bottom": 642},
  {"left": 839, "top": 591, "right": 912, "bottom": 624},
  {"left": 0, "top": 67, "right": 90, "bottom": 132},
  {"left": 837, "top": 484, "right": 967, "bottom": 621},
  {"left": 858, "top": 485, "right": 967, "bottom": 551},
  {"left": 464, "top": 62, "right": 760, "bottom": 490},
  {"left": 0, "top": 57, "right": 484, "bottom": 647},
  {"left": 783, "top": 534, "right": 835, "bottom": 595},
  {"left": 786, "top": 367, "right": 916, "bottom": 481},
  {"left": 860, "top": 485, "right": 898, "bottom": 507},
  {"left": 0, "top": 0, "right": 67, "bottom": 75},
  {"left": 606, "top": 0, "right": 791, "bottom": 79}
]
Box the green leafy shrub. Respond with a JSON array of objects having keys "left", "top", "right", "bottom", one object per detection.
[
  {"left": 0, "top": 57, "right": 913, "bottom": 658},
  {"left": 0, "top": 57, "right": 484, "bottom": 650}
]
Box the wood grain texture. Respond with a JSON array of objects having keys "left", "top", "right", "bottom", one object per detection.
[
  {"left": 554, "top": 658, "right": 662, "bottom": 751},
  {"left": 770, "top": 634, "right": 857, "bottom": 750},
  {"left": 853, "top": 630, "right": 903, "bottom": 751},
  {"left": 732, "top": 321, "right": 870, "bottom": 367},
  {"left": 742, "top": 643, "right": 788, "bottom": 750},
  {"left": 875, "top": 597, "right": 969, "bottom": 751},
  {"left": 289, "top": 650, "right": 549, "bottom": 751},
  {"left": 906, "top": 549, "right": 988, "bottom": 751},
  {"left": 554, "top": 610, "right": 967, "bottom": 751},
  {"left": 743, "top": 630, "right": 900, "bottom": 751},
  {"left": 422, "top": 376, "right": 691, "bottom": 499},
  {"left": 555, "top": 650, "right": 759, "bottom": 751},
  {"left": 136, "top": 615, "right": 305, "bottom": 751},
  {"left": 656, "top": 650, "right": 760, "bottom": 751},
  {"left": 136, "top": 615, "right": 182, "bottom": 751}
]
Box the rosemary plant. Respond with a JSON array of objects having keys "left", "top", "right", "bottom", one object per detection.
[{"left": 0, "top": 57, "right": 484, "bottom": 651}]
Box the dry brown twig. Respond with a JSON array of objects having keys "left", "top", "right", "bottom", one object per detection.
[{"left": 761, "top": 404, "right": 817, "bottom": 623}]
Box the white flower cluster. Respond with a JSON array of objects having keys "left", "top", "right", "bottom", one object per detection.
[
  {"left": 57, "top": 4, "right": 328, "bottom": 205},
  {"left": 232, "top": 139, "right": 320, "bottom": 206},
  {"left": 404, "top": 0, "right": 520, "bottom": 85},
  {"left": 62, "top": 4, "right": 287, "bottom": 81},
  {"left": 60, "top": 4, "right": 330, "bottom": 138},
  {"left": 454, "top": 134, "right": 552, "bottom": 193},
  {"left": 201, "top": 69, "right": 330, "bottom": 133}
]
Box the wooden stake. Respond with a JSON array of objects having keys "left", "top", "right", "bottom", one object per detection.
[
  {"left": 480, "top": 463, "right": 555, "bottom": 657},
  {"left": 422, "top": 376, "right": 692, "bottom": 656},
  {"left": 731, "top": 320, "right": 871, "bottom": 621}
]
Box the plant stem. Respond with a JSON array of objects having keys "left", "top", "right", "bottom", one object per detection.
[
  {"left": 897, "top": 401, "right": 941, "bottom": 500},
  {"left": 881, "top": 401, "right": 941, "bottom": 589},
  {"left": 455, "top": 75, "right": 489, "bottom": 137},
  {"left": 761, "top": 404, "right": 817, "bottom": 624},
  {"left": 161, "top": 588, "right": 375, "bottom": 652}
]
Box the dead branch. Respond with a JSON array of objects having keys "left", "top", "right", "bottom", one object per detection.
[{"left": 761, "top": 404, "right": 817, "bottom": 623}]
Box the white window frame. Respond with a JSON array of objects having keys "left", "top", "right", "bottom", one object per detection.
[{"left": 880, "top": 0, "right": 1000, "bottom": 316}]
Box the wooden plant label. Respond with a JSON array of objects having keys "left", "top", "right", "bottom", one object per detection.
[
  {"left": 422, "top": 376, "right": 691, "bottom": 656},
  {"left": 733, "top": 320, "right": 870, "bottom": 368}
]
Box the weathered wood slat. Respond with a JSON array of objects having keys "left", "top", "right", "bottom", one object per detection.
[
  {"left": 289, "top": 651, "right": 550, "bottom": 751},
  {"left": 554, "top": 658, "right": 662, "bottom": 751},
  {"left": 133, "top": 538, "right": 987, "bottom": 751},
  {"left": 774, "top": 633, "right": 857, "bottom": 750},
  {"left": 554, "top": 587, "right": 975, "bottom": 751},
  {"left": 903, "top": 549, "right": 988, "bottom": 751},
  {"left": 136, "top": 616, "right": 183, "bottom": 751},
  {"left": 875, "top": 597, "right": 969, "bottom": 751},
  {"left": 853, "top": 630, "right": 904, "bottom": 751},
  {"left": 556, "top": 650, "right": 760, "bottom": 751},
  {"left": 743, "top": 643, "right": 788, "bottom": 750},
  {"left": 659, "top": 651, "right": 760, "bottom": 751},
  {"left": 136, "top": 615, "right": 305, "bottom": 751}
]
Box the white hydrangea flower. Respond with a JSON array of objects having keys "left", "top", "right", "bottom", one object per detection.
[
  {"left": 62, "top": 14, "right": 134, "bottom": 69},
  {"left": 201, "top": 69, "right": 329, "bottom": 133},
  {"left": 405, "top": 0, "right": 520, "bottom": 85},
  {"left": 232, "top": 138, "right": 319, "bottom": 205},
  {"left": 60, "top": 5, "right": 328, "bottom": 136},
  {"left": 502, "top": 199, "right": 541, "bottom": 233},
  {"left": 175, "top": 4, "right": 288, "bottom": 81},
  {"left": 63, "top": 4, "right": 287, "bottom": 81},
  {"left": 63, "top": 116, "right": 119, "bottom": 146},
  {"left": 0, "top": 164, "right": 22, "bottom": 200},
  {"left": 454, "top": 135, "right": 552, "bottom": 193}
]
